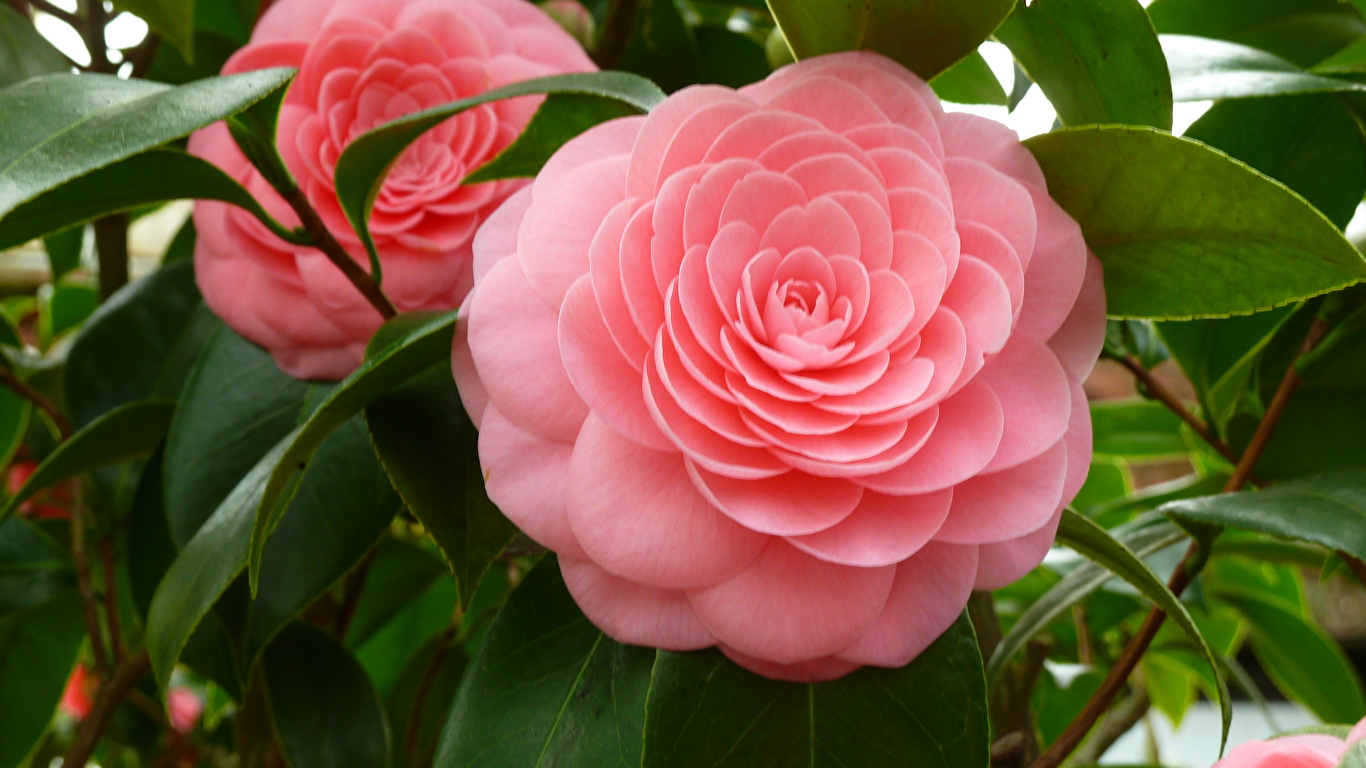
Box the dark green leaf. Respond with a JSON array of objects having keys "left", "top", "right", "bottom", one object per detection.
[
  {"left": 929, "top": 51, "right": 1008, "bottom": 106},
  {"left": 112, "top": 0, "right": 196, "bottom": 61},
  {"left": 464, "top": 94, "right": 639, "bottom": 184},
  {"left": 0, "top": 517, "right": 73, "bottom": 620},
  {"left": 248, "top": 311, "right": 456, "bottom": 588},
  {"left": 643, "top": 615, "right": 988, "bottom": 768},
  {"left": 366, "top": 365, "right": 515, "bottom": 608},
  {"left": 1162, "top": 35, "right": 1364, "bottom": 101},
  {"left": 42, "top": 226, "right": 83, "bottom": 282},
  {"left": 1147, "top": 0, "right": 1364, "bottom": 68},
  {"left": 695, "top": 26, "right": 771, "bottom": 89},
  {"left": 994, "top": 0, "right": 1172, "bottom": 128},
  {"left": 0, "top": 5, "right": 68, "bottom": 88},
  {"left": 0, "top": 150, "right": 303, "bottom": 251},
  {"left": 264, "top": 622, "right": 389, "bottom": 768},
  {"left": 616, "top": 0, "right": 701, "bottom": 92},
  {"left": 1091, "top": 400, "right": 1189, "bottom": 461},
  {"left": 1055, "top": 509, "right": 1230, "bottom": 750},
  {"left": 434, "top": 557, "right": 657, "bottom": 768},
  {"left": 1300, "top": 302, "right": 1366, "bottom": 387},
  {"left": 386, "top": 633, "right": 466, "bottom": 768},
  {"left": 333, "top": 73, "right": 664, "bottom": 282},
  {"left": 0, "top": 389, "right": 29, "bottom": 477},
  {"left": 0, "top": 68, "right": 294, "bottom": 222},
  {"left": 343, "top": 537, "right": 448, "bottom": 648},
  {"left": 0, "top": 399, "right": 175, "bottom": 525},
  {"left": 0, "top": 591, "right": 85, "bottom": 768},
  {"left": 766, "top": 0, "right": 1015, "bottom": 80},
  {"left": 1024, "top": 126, "right": 1366, "bottom": 319}
]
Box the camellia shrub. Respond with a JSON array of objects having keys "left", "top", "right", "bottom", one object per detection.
[{"left": 3, "top": 0, "right": 1366, "bottom": 766}]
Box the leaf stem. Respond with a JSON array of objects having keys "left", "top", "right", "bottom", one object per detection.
[
  {"left": 0, "top": 368, "right": 71, "bottom": 438},
  {"left": 275, "top": 183, "right": 397, "bottom": 320},
  {"left": 593, "top": 0, "right": 639, "bottom": 69},
  {"left": 79, "top": 0, "right": 112, "bottom": 73},
  {"left": 1117, "top": 354, "right": 1239, "bottom": 466},
  {"left": 72, "top": 503, "right": 113, "bottom": 675},
  {"left": 407, "top": 624, "right": 458, "bottom": 768},
  {"left": 99, "top": 537, "right": 126, "bottom": 663},
  {"left": 62, "top": 649, "right": 151, "bottom": 768},
  {"left": 331, "top": 545, "right": 378, "bottom": 638}
]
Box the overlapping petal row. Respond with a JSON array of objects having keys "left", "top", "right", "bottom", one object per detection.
[
  {"left": 191, "top": 0, "right": 595, "bottom": 379},
  {"left": 453, "top": 52, "right": 1107, "bottom": 681}
]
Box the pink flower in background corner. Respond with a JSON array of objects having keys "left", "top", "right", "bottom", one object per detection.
[
  {"left": 453, "top": 51, "right": 1106, "bottom": 681},
  {"left": 1212, "top": 720, "right": 1366, "bottom": 767},
  {"left": 190, "top": 0, "right": 596, "bottom": 380}
]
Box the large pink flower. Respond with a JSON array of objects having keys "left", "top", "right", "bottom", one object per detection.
[
  {"left": 1213, "top": 720, "right": 1366, "bottom": 768},
  {"left": 452, "top": 52, "right": 1106, "bottom": 680},
  {"left": 190, "top": 0, "right": 595, "bottom": 379}
]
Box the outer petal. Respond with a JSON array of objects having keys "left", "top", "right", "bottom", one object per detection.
[
  {"left": 786, "top": 489, "right": 952, "bottom": 567},
  {"left": 479, "top": 407, "right": 585, "bottom": 559},
  {"left": 560, "top": 558, "right": 715, "bottom": 651}
]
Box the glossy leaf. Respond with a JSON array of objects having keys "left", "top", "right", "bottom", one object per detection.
[
  {"left": 435, "top": 557, "right": 656, "bottom": 768},
  {"left": 1091, "top": 400, "right": 1189, "bottom": 461},
  {"left": 42, "top": 226, "right": 82, "bottom": 282},
  {"left": 264, "top": 622, "right": 389, "bottom": 768},
  {"left": 0, "top": 68, "right": 294, "bottom": 222},
  {"left": 333, "top": 73, "right": 664, "bottom": 281},
  {"left": 694, "top": 26, "right": 771, "bottom": 89},
  {"left": 1147, "top": 0, "right": 1365, "bottom": 68},
  {"left": 248, "top": 311, "right": 456, "bottom": 588},
  {"left": 0, "top": 150, "right": 303, "bottom": 251},
  {"left": 343, "top": 537, "right": 449, "bottom": 648},
  {"left": 0, "top": 399, "right": 176, "bottom": 525},
  {"left": 464, "top": 94, "right": 639, "bottom": 184},
  {"left": 0, "top": 389, "right": 29, "bottom": 478},
  {"left": 0, "top": 517, "right": 73, "bottom": 620},
  {"left": 0, "top": 5, "right": 69, "bottom": 88},
  {"left": 1055, "top": 509, "right": 1230, "bottom": 749},
  {"left": 113, "top": 0, "right": 195, "bottom": 61},
  {"left": 0, "top": 591, "right": 85, "bottom": 768},
  {"left": 1025, "top": 126, "right": 1366, "bottom": 319},
  {"left": 616, "top": 0, "right": 701, "bottom": 93},
  {"left": 366, "top": 364, "right": 515, "bottom": 608},
  {"left": 994, "top": 0, "right": 1172, "bottom": 128},
  {"left": 766, "top": 0, "right": 1015, "bottom": 80},
  {"left": 929, "top": 51, "right": 1008, "bottom": 106},
  {"left": 1162, "top": 35, "right": 1364, "bottom": 102}
]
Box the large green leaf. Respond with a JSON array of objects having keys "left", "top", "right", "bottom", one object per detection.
[
  {"left": 0, "top": 399, "right": 176, "bottom": 525},
  {"left": 248, "top": 312, "right": 457, "bottom": 588},
  {"left": 264, "top": 622, "right": 389, "bottom": 768},
  {"left": 1024, "top": 126, "right": 1366, "bottom": 319},
  {"left": 1147, "top": 0, "right": 1364, "bottom": 68},
  {"left": 1216, "top": 589, "right": 1366, "bottom": 723},
  {"left": 0, "top": 5, "right": 69, "bottom": 88},
  {"left": 0, "top": 150, "right": 302, "bottom": 251},
  {"left": 929, "top": 51, "right": 1008, "bottom": 106},
  {"left": 642, "top": 617, "right": 988, "bottom": 768},
  {"left": 1055, "top": 509, "right": 1230, "bottom": 749},
  {"left": 113, "top": 0, "right": 196, "bottom": 61},
  {"left": 366, "top": 365, "right": 515, "bottom": 608},
  {"left": 0, "top": 591, "right": 85, "bottom": 768},
  {"left": 333, "top": 73, "right": 664, "bottom": 282},
  {"left": 1091, "top": 400, "right": 1189, "bottom": 461},
  {"left": 615, "top": 0, "right": 701, "bottom": 93},
  {"left": 766, "top": 0, "right": 1015, "bottom": 80},
  {"left": 464, "top": 94, "right": 639, "bottom": 184},
  {"left": 994, "top": 0, "right": 1172, "bottom": 128},
  {"left": 1162, "top": 35, "right": 1364, "bottom": 101},
  {"left": 435, "top": 557, "right": 656, "bottom": 768},
  {"left": 0, "top": 68, "right": 294, "bottom": 222},
  {"left": 0, "top": 517, "right": 73, "bottom": 620}
]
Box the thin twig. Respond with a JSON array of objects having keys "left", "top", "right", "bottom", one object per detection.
[
  {"left": 1118, "top": 355, "right": 1239, "bottom": 465},
  {"left": 331, "top": 546, "right": 379, "bottom": 639},
  {"left": 94, "top": 214, "right": 129, "bottom": 300},
  {"left": 79, "top": 0, "right": 112, "bottom": 73},
  {"left": 72, "top": 505, "right": 113, "bottom": 675},
  {"left": 0, "top": 368, "right": 71, "bottom": 438},
  {"left": 99, "top": 538, "right": 125, "bottom": 664},
  {"left": 1030, "top": 316, "right": 1335, "bottom": 768},
  {"left": 1074, "top": 688, "right": 1152, "bottom": 765},
  {"left": 592, "top": 0, "right": 639, "bottom": 69},
  {"left": 1342, "top": 552, "right": 1366, "bottom": 586},
  {"left": 407, "top": 625, "right": 458, "bottom": 768},
  {"left": 275, "top": 184, "right": 397, "bottom": 320},
  {"left": 62, "top": 649, "right": 152, "bottom": 768},
  {"left": 28, "top": 0, "right": 76, "bottom": 25}
]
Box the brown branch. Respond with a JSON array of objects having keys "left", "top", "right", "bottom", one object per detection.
[
  {"left": 275, "top": 184, "right": 397, "bottom": 320},
  {"left": 1118, "top": 355, "right": 1239, "bottom": 466},
  {"left": 1031, "top": 315, "right": 1335, "bottom": 768},
  {"left": 79, "top": 0, "right": 112, "bottom": 73},
  {"left": 1073, "top": 687, "right": 1152, "bottom": 765},
  {"left": 0, "top": 368, "right": 71, "bottom": 438},
  {"left": 331, "top": 546, "right": 378, "bottom": 639},
  {"left": 72, "top": 506, "right": 112, "bottom": 675},
  {"left": 407, "top": 626, "right": 458, "bottom": 768},
  {"left": 29, "top": 0, "right": 76, "bottom": 25},
  {"left": 1342, "top": 552, "right": 1366, "bottom": 586},
  {"left": 94, "top": 214, "right": 129, "bottom": 300},
  {"left": 62, "top": 649, "right": 151, "bottom": 767},
  {"left": 99, "top": 538, "right": 125, "bottom": 664},
  {"left": 592, "top": 0, "right": 639, "bottom": 69}
]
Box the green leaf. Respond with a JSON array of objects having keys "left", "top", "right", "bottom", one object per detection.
[
  {"left": 0, "top": 399, "right": 176, "bottom": 525},
  {"left": 1162, "top": 35, "right": 1364, "bottom": 101},
  {"left": 1216, "top": 588, "right": 1366, "bottom": 723},
  {"left": 993, "top": 0, "right": 1172, "bottom": 128},
  {"left": 929, "top": 51, "right": 1008, "bottom": 106},
  {"left": 112, "top": 0, "right": 196, "bottom": 62},
  {"left": 385, "top": 632, "right": 466, "bottom": 768},
  {"left": 0, "top": 591, "right": 85, "bottom": 768},
  {"left": 1147, "top": 0, "right": 1365, "bottom": 68},
  {"left": 615, "top": 0, "right": 701, "bottom": 93},
  {"left": 1300, "top": 303, "right": 1366, "bottom": 387},
  {"left": 1184, "top": 94, "right": 1366, "bottom": 231},
  {"left": 42, "top": 226, "right": 83, "bottom": 281},
  {"left": 643, "top": 617, "right": 988, "bottom": 768},
  {"left": 0, "top": 517, "right": 73, "bottom": 620},
  {"left": 1091, "top": 400, "right": 1189, "bottom": 461},
  {"left": 1160, "top": 470, "right": 1366, "bottom": 563},
  {"left": 264, "top": 622, "right": 389, "bottom": 768},
  {"left": 343, "top": 537, "right": 448, "bottom": 648},
  {"left": 765, "top": 0, "right": 1015, "bottom": 80},
  {"left": 65, "top": 260, "right": 208, "bottom": 428},
  {"left": 0, "top": 5, "right": 69, "bottom": 88},
  {"left": 38, "top": 281, "right": 98, "bottom": 344},
  {"left": 0, "top": 150, "right": 303, "bottom": 251},
  {"left": 333, "top": 73, "right": 664, "bottom": 283},
  {"left": 434, "top": 557, "right": 656, "bottom": 768},
  {"left": 366, "top": 365, "right": 515, "bottom": 608},
  {"left": 0, "top": 389, "right": 29, "bottom": 480},
  {"left": 0, "top": 68, "right": 294, "bottom": 222},
  {"left": 1024, "top": 126, "right": 1366, "bottom": 319},
  {"left": 694, "top": 26, "right": 771, "bottom": 89},
  {"left": 1055, "top": 509, "right": 1230, "bottom": 750},
  {"left": 464, "top": 94, "right": 639, "bottom": 184}
]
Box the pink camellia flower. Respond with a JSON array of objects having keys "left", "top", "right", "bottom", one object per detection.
[
  {"left": 190, "top": 0, "right": 596, "bottom": 379},
  {"left": 1213, "top": 720, "right": 1366, "bottom": 767},
  {"left": 452, "top": 52, "right": 1106, "bottom": 680}
]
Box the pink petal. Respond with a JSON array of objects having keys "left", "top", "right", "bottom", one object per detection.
[
  {"left": 979, "top": 336, "right": 1072, "bottom": 473},
  {"left": 654, "top": 333, "right": 764, "bottom": 447},
  {"left": 560, "top": 557, "right": 715, "bottom": 650},
  {"left": 859, "top": 378, "right": 1003, "bottom": 495},
  {"left": 566, "top": 415, "right": 767, "bottom": 589},
  {"left": 1014, "top": 188, "right": 1088, "bottom": 343},
  {"left": 935, "top": 439, "right": 1069, "bottom": 545},
  {"left": 688, "top": 464, "right": 864, "bottom": 536},
  {"left": 479, "top": 406, "right": 585, "bottom": 559},
  {"left": 450, "top": 301, "right": 489, "bottom": 428},
  {"left": 938, "top": 111, "right": 1046, "bottom": 189},
  {"left": 719, "top": 648, "right": 860, "bottom": 682},
  {"left": 471, "top": 186, "right": 532, "bottom": 283},
  {"left": 787, "top": 489, "right": 952, "bottom": 567},
  {"left": 942, "top": 255, "right": 1013, "bottom": 364},
  {"left": 973, "top": 508, "right": 1062, "bottom": 591},
  {"left": 519, "top": 154, "right": 629, "bottom": 306},
  {"left": 1048, "top": 252, "right": 1106, "bottom": 381},
  {"left": 588, "top": 199, "right": 652, "bottom": 368},
  {"left": 765, "top": 74, "right": 891, "bottom": 132},
  {"left": 626, "top": 85, "right": 755, "bottom": 197},
  {"left": 944, "top": 157, "right": 1036, "bottom": 272},
  {"left": 959, "top": 221, "right": 1024, "bottom": 317}
]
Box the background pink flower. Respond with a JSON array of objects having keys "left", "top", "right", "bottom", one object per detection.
[
  {"left": 190, "top": 0, "right": 595, "bottom": 379},
  {"left": 453, "top": 51, "right": 1106, "bottom": 680}
]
